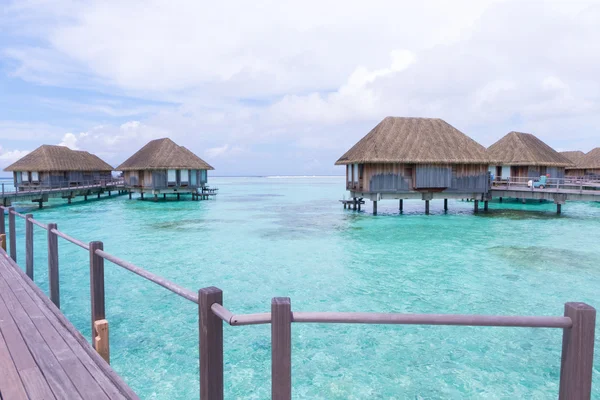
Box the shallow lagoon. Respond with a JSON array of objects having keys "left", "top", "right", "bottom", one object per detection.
[{"left": 7, "top": 176, "right": 600, "bottom": 399}]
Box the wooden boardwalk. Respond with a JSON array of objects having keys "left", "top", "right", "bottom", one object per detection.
[{"left": 0, "top": 250, "right": 138, "bottom": 400}]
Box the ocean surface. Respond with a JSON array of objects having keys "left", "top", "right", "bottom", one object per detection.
[{"left": 4, "top": 176, "right": 600, "bottom": 399}]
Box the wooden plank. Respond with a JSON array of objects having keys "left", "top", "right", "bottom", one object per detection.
[
  {"left": 0, "top": 253, "right": 135, "bottom": 399},
  {"left": 272, "top": 297, "right": 292, "bottom": 400},
  {"left": 199, "top": 287, "right": 223, "bottom": 400},
  {"left": 47, "top": 223, "right": 60, "bottom": 308},
  {"left": 19, "top": 367, "right": 58, "bottom": 400},
  {"left": 0, "top": 272, "right": 83, "bottom": 399},
  {"left": 0, "top": 309, "right": 29, "bottom": 400},
  {"left": 559, "top": 302, "right": 596, "bottom": 399},
  {"left": 0, "top": 289, "right": 56, "bottom": 399},
  {"left": 0, "top": 264, "right": 110, "bottom": 400}
]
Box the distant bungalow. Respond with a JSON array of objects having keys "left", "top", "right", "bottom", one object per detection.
[
  {"left": 4, "top": 145, "right": 113, "bottom": 190},
  {"left": 116, "top": 138, "right": 214, "bottom": 200},
  {"left": 567, "top": 148, "right": 600, "bottom": 177},
  {"left": 560, "top": 151, "right": 586, "bottom": 177},
  {"left": 487, "top": 132, "right": 573, "bottom": 180},
  {"left": 335, "top": 117, "right": 490, "bottom": 214}
]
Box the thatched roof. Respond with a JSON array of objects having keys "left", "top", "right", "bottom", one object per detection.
[
  {"left": 116, "top": 138, "right": 214, "bottom": 171},
  {"left": 487, "top": 132, "right": 573, "bottom": 167},
  {"left": 580, "top": 147, "right": 600, "bottom": 169},
  {"left": 560, "top": 151, "right": 586, "bottom": 170},
  {"left": 4, "top": 145, "right": 113, "bottom": 172},
  {"left": 335, "top": 117, "right": 489, "bottom": 165}
]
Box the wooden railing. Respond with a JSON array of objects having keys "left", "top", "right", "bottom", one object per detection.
[
  {"left": 492, "top": 176, "right": 600, "bottom": 192},
  {"left": 0, "top": 205, "right": 596, "bottom": 399},
  {"left": 1, "top": 178, "right": 125, "bottom": 196}
]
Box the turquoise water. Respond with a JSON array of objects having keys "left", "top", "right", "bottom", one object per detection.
[{"left": 6, "top": 176, "right": 600, "bottom": 399}]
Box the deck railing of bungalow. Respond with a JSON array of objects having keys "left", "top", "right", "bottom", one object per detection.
[{"left": 0, "top": 205, "right": 596, "bottom": 400}]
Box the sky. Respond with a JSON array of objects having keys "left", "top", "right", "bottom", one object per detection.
[{"left": 0, "top": 0, "right": 599, "bottom": 176}]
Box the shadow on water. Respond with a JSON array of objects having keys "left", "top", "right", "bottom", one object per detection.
[
  {"left": 475, "top": 208, "right": 567, "bottom": 220},
  {"left": 488, "top": 245, "right": 600, "bottom": 272}
]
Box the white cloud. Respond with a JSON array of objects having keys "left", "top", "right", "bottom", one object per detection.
[{"left": 0, "top": 147, "right": 30, "bottom": 170}]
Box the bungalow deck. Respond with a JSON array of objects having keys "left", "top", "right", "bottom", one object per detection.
[
  {"left": 0, "top": 249, "right": 137, "bottom": 400},
  {"left": 0, "top": 180, "right": 127, "bottom": 208}
]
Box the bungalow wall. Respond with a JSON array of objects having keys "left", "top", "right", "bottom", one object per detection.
[
  {"left": 565, "top": 169, "right": 585, "bottom": 177},
  {"left": 14, "top": 170, "right": 112, "bottom": 189},
  {"left": 347, "top": 163, "right": 488, "bottom": 194},
  {"left": 505, "top": 166, "right": 565, "bottom": 180},
  {"left": 123, "top": 169, "right": 208, "bottom": 190}
]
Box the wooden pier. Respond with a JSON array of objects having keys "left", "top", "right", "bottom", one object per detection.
[
  {"left": 0, "top": 247, "right": 137, "bottom": 399},
  {"left": 0, "top": 179, "right": 127, "bottom": 208},
  {"left": 0, "top": 206, "right": 596, "bottom": 399}
]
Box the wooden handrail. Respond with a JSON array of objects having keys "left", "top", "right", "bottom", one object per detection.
[
  {"left": 210, "top": 306, "right": 572, "bottom": 329},
  {"left": 95, "top": 249, "right": 198, "bottom": 303},
  {"left": 292, "top": 311, "right": 572, "bottom": 328},
  {"left": 52, "top": 228, "right": 90, "bottom": 250}
]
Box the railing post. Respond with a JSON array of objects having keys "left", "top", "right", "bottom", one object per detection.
[
  {"left": 8, "top": 207, "right": 16, "bottom": 261},
  {"left": 272, "top": 297, "right": 292, "bottom": 400},
  {"left": 25, "top": 214, "right": 33, "bottom": 279},
  {"left": 199, "top": 287, "right": 223, "bottom": 400},
  {"left": 47, "top": 223, "right": 60, "bottom": 308},
  {"left": 0, "top": 206, "right": 5, "bottom": 235},
  {"left": 559, "top": 302, "right": 595, "bottom": 400},
  {"left": 89, "top": 241, "right": 106, "bottom": 341}
]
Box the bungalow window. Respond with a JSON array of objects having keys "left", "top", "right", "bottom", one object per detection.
[
  {"left": 180, "top": 169, "right": 189, "bottom": 184},
  {"left": 190, "top": 169, "right": 197, "bottom": 186},
  {"left": 201, "top": 170, "right": 207, "bottom": 182},
  {"left": 353, "top": 164, "right": 359, "bottom": 183},
  {"left": 347, "top": 165, "right": 351, "bottom": 182},
  {"left": 167, "top": 169, "right": 177, "bottom": 185},
  {"left": 23, "top": 171, "right": 30, "bottom": 182},
  {"left": 31, "top": 171, "right": 39, "bottom": 182},
  {"left": 16, "top": 172, "right": 22, "bottom": 184}
]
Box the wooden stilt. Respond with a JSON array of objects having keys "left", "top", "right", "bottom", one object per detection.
[
  {"left": 128, "top": 191, "right": 132, "bottom": 199},
  {"left": 163, "top": 194, "right": 166, "bottom": 199},
  {"left": 177, "top": 193, "right": 181, "bottom": 201},
  {"left": 399, "top": 199, "right": 403, "bottom": 212},
  {"left": 425, "top": 200, "right": 430, "bottom": 215},
  {"left": 372, "top": 200, "right": 377, "bottom": 215},
  {"left": 67, "top": 197, "right": 72, "bottom": 204},
  {"left": 353, "top": 198, "right": 357, "bottom": 211},
  {"left": 484, "top": 201, "right": 489, "bottom": 211},
  {"left": 499, "top": 197, "right": 503, "bottom": 203},
  {"left": 84, "top": 195, "right": 88, "bottom": 201},
  {"left": 141, "top": 193, "right": 144, "bottom": 200},
  {"left": 444, "top": 199, "right": 448, "bottom": 211},
  {"left": 474, "top": 200, "right": 479, "bottom": 213},
  {"left": 557, "top": 204, "right": 562, "bottom": 214},
  {"left": 98, "top": 193, "right": 101, "bottom": 199}
]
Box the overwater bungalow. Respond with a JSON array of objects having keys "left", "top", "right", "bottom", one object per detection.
[
  {"left": 4, "top": 145, "right": 113, "bottom": 190},
  {"left": 487, "top": 132, "right": 573, "bottom": 181},
  {"left": 560, "top": 151, "right": 586, "bottom": 177},
  {"left": 578, "top": 148, "right": 600, "bottom": 177},
  {"left": 335, "top": 117, "right": 490, "bottom": 213},
  {"left": 116, "top": 138, "right": 214, "bottom": 200}
]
